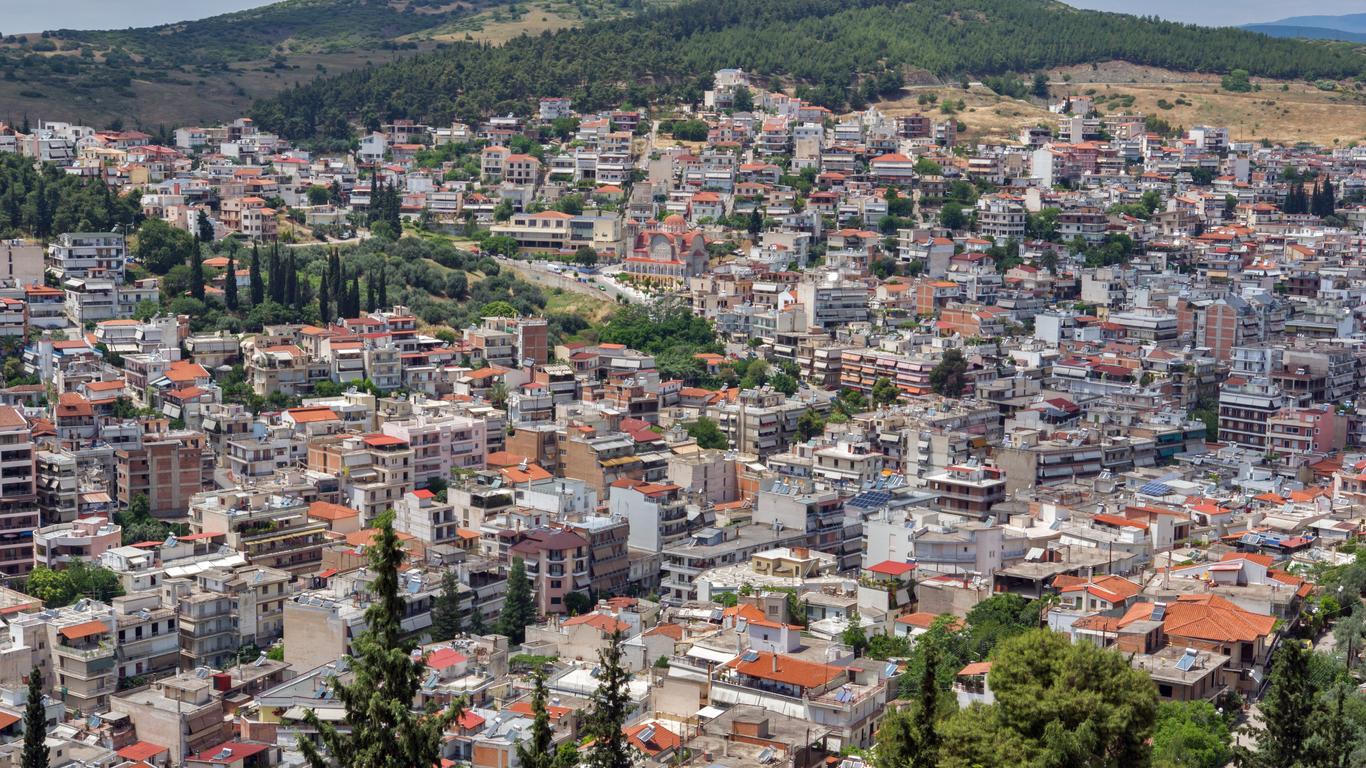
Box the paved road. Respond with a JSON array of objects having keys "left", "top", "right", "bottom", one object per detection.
[{"left": 494, "top": 255, "right": 633, "bottom": 304}]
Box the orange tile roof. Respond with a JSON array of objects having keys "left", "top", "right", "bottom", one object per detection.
[
  {"left": 507, "top": 700, "right": 572, "bottom": 721},
  {"left": 117, "top": 743, "right": 168, "bottom": 762},
  {"left": 308, "top": 501, "right": 360, "bottom": 521},
  {"left": 725, "top": 651, "right": 844, "bottom": 689},
  {"left": 164, "top": 360, "right": 209, "bottom": 383},
  {"left": 625, "top": 722, "right": 681, "bottom": 757},
  {"left": 59, "top": 620, "right": 110, "bottom": 640},
  {"left": 56, "top": 392, "right": 95, "bottom": 418},
  {"left": 563, "top": 613, "right": 630, "bottom": 634},
  {"left": 286, "top": 406, "right": 340, "bottom": 424},
  {"left": 894, "top": 612, "right": 963, "bottom": 630},
  {"left": 958, "top": 661, "right": 992, "bottom": 676}
]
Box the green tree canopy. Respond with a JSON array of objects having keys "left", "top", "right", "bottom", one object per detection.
[
  {"left": 686, "top": 417, "right": 728, "bottom": 449},
  {"left": 135, "top": 219, "right": 194, "bottom": 275},
  {"left": 929, "top": 348, "right": 970, "bottom": 397},
  {"left": 497, "top": 558, "right": 536, "bottom": 644},
  {"left": 939, "top": 629, "right": 1157, "bottom": 768},
  {"left": 299, "top": 512, "right": 461, "bottom": 768}
]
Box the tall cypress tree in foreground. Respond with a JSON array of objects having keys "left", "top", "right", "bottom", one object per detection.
[
  {"left": 583, "top": 629, "right": 632, "bottom": 768},
  {"left": 349, "top": 270, "right": 361, "bottom": 319},
  {"left": 515, "top": 671, "right": 556, "bottom": 768},
  {"left": 22, "top": 667, "right": 47, "bottom": 768},
  {"left": 1241, "top": 641, "right": 1317, "bottom": 768},
  {"left": 299, "top": 513, "right": 461, "bottom": 768},
  {"left": 224, "top": 251, "right": 238, "bottom": 311},
  {"left": 249, "top": 244, "right": 264, "bottom": 306},
  {"left": 377, "top": 265, "right": 388, "bottom": 310}
]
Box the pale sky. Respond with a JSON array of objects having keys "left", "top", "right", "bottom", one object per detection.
[
  {"left": 3, "top": 0, "right": 1362, "bottom": 34},
  {"left": 3, "top": 1, "right": 276, "bottom": 33},
  {"left": 1066, "top": 0, "right": 1363, "bottom": 27}
]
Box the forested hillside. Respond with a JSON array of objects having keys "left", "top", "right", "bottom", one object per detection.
[
  {"left": 251, "top": 0, "right": 1366, "bottom": 142},
  {"left": 51, "top": 0, "right": 465, "bottom": 66}
]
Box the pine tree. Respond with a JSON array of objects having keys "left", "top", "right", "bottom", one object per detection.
[
  {"left": 299, "top": 513, "right": 461, "bottom": 768},
  {"left": 189, "top": 237, "right": 205, "bottom": 301},
  {"left": 496, "top": 558, "right": 535, "bottom": 644},
  {"left": 249, "top": 245, "right": 264, "bottom": 305},
  {"left": 583, "top": 629, "right": 632, "bottom": 768},
  {"left": 516, "top": 671, "right": 556, "bottom": 768},
  {"left": 874, "top": 641, "right": 941, "bottom": 768},
  {"left": 22, "top": 667, "right": 48, "bottom": 768},
  {"left": 1307, "top": 683, "right": 1358, "bottom": 768},
  {"left": 224, "top": 251, "right": 238, "bottom": 311},
  {"left": 431, "top": 570, "right": 462, "bottom": 642},
  {"left": 1246, "top": 641, "right": 1317, "bottom": 768}
]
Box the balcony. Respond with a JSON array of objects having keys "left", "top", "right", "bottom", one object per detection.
[{"left": 55, "top": 642, "right": 115, "bottom": 662}]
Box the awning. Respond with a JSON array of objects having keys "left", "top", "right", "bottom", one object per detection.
[
  {"left": 686, "top": 646, "right": 737, "bottom": 665},
  {"left": 282, "top": 706, "right": 347, "bottom": 722}
]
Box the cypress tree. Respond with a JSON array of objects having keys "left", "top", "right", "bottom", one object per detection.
[
  {"left": 319, "top": 264, "right": 331, "bottom": 323},
  {"left": 249, "top": 244, "right": 264, "bottom": 305},
  {"left": 496, "top": 558, "right": 536, "bottom": 644},
  {"left": 196, "top": 209, "right": 214, "bottom": 243},
  {"left": 224, "top": 251, "right": 238, "bottom": 311},
  {"left": 268, "top": 245, "right": 282, "bottom": 303},
  {"left": 515, "top": 671, "right": 556, "bottom": 768},
  {"left": 349, "top": 270, "right": 361, "bottom": 319},
  {"left": 331, "top": 250, "right": 344, "bottom": 312},
  {"left": 431, "top": 570, "right": 462, "bottom": 642},
  {"left": 299, "top": 513, "right": 461, "bottom": 768},
  {"left": 583, "top": 630, "right": 632, "bottom": 768},
  {"left": 387, "top": 181, "right": 402, "bottom": 234},
  {"left": 22, "top": 667, "right": 48, "bottom": 768},
  {"left": 366, "top": 275, "right": 376, "bottom": 313},
  {"left": 189, "top": 236, "right": 205, "bottom": 301},
  {"left": 377, "top": 265, "right": 388, "bottom": 310},
  {"left": 285, "top": 254, "right": 298, "bottom": 308}
]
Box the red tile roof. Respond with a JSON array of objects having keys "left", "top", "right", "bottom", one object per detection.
[
  {"left": 725, "top": 651, "right": 844, "bottom": 689},
  {"left": 59, "top": 620, "right": 110, "bottom": 640}
]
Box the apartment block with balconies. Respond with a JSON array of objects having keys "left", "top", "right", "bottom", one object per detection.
[
  {"left": 46, "top": 232, "right": 126, "bottom": 282},
  {"left": 34, "top": 517, "right": 121, "bottom": 570},
  {"left": 0, "top": 406, "right": 39, "bottom": 576},
  {"left": 925, "top": 463, "right": 1007, "bottom": 521},
  {"left": 510, "top": 528, "right": 590, "bottom": 616}
]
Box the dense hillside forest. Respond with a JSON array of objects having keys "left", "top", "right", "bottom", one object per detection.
[
  {"left": 49, "top": 0, "right": 470, "bottom": 67},
  {"left": 251, "top": 0, "right": 1366, "bottom": 142}
]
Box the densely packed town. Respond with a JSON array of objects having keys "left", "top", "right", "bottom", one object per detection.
[{"left": 0, "top": 66, "right": 1362, "bottom": 766}]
